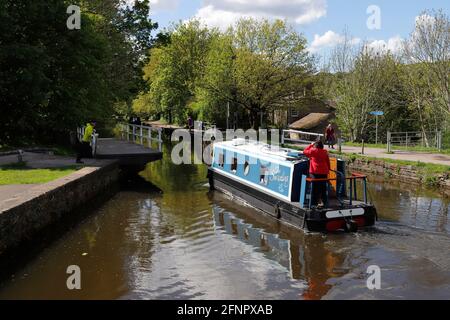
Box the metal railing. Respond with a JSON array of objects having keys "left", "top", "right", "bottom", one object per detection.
[
  {"left": 119, "top": 123, "right": 163, "bottom": 152},
  {"left": 387, "top": 131, "right": 442, "bottom": 153},
  {"left": 281, "top": 129, "right": 324, "bottom": 145},
  {"left": 303, "top": 172, "right": 368, "bottom": 209}
]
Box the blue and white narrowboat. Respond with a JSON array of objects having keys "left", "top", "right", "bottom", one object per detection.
[{"left": 207, "top": 139, "right": 377, "bottom": 232}]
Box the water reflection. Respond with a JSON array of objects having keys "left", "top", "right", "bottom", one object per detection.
[{"left": 212, "top": 206, "right": 349, "bottom": 300}]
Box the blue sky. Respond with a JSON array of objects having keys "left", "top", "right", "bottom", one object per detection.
[{"left": 148, "top": 0, "right": 449, "bottom": 56}]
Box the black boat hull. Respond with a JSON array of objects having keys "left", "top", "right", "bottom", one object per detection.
[{"left": 208, "top": 168, "right": 377, "bottom": 232}]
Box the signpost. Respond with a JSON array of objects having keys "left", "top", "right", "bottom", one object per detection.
[{"left": 370, "top": 111, "right": 384, "bottom": 145}]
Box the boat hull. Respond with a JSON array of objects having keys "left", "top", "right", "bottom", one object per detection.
[{"left": 208, "top": 168, "right": 377, "bottom": 233}]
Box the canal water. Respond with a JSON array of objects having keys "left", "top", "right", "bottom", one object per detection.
[{"left": 0, "top": 145, "right": 449, "bottom": 300}]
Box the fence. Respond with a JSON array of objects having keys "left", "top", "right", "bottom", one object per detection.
[
  {"left": 118, "top": 123, "right": 163, "bottom": 152},
  {"left": 281, "top": 130, "right": 324, "bottom": 145},
  {"left": 387, "top": 131, "right": 442, "bottom": 153}
]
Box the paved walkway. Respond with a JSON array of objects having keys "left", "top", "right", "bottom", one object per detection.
[
  {"left": 0, "top": 152, "right": 105, "bottom": 168},
  {"left": 293, "top": 143, "right": 450, "bottom": 166},
  {"left": 339, "top": 145, "right": 450, "bottom": 166},
  {"left": 145, "top": 120, "right": 184, "bottom": 130}
]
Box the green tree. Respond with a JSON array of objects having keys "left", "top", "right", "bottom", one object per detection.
[
  {"left": 0, "top": 0, "right": 157, "bottom": 145},
  {"left": 331, "top": 45, "right": 408, "bottom": 142},
  {"left": 133, "top": 21, "right": 215, "bottom": 124},
  {"left": 205, "top": 19, "right": 313, "bottom": 129},
  {"left": 135, "top": 18, "right": 313, "bottom": 129},
  {"left": 402, "top": 9, "right": 450, "bottom": 137},
  {"left": 196, "top": 34, "right": 235, "bottom": 126}
]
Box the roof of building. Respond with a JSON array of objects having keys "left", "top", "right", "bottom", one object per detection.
[{"left": 289, "top": 113, "right": 332, "bottom": 130}]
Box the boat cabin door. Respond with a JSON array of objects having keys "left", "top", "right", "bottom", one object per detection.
[{"left": 328, "top": 158, "right": 338, "bottom": 197}]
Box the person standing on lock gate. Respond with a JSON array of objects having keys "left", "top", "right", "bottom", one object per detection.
[{"left": 76, "top": 120, "right": 96, "bottom": 164}]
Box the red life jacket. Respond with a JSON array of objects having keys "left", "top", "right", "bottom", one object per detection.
[{"left": 303, "top": 145, "right": 331, "bottom": 175}]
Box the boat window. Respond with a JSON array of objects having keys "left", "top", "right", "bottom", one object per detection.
[
  {"left": 231, "top": 157, "right": 238, "bottom": 173},
  {"left": 244, "top": 161, "right": 250, "bottom": 176},
  {"left": 260, "top": 165, "right": 269, "bottom": 185},
  {"left": 218, "top": 153, "right": 224, "bottom": 168}
]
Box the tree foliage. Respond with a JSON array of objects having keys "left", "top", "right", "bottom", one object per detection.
[
  {"left": 330, "top": 48, "right": 408, "bottom": 142},
  {"left": 134, "top": 19, "right": 313, "bottom": 128},
  {"left": 0, "top": 0, "right": 157, "bottom": 145},
  {"left": 322, "top": 10, "right": 449, "bottom": 143},
  {"left": 133, "top": 21, "right": 214, "bottom": 123},
  {"left": 403, "top": 9, "right": 450, "bottom": 116}
]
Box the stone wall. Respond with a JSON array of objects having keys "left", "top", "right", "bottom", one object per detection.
[
  {"left": 0, "top": 161, "right": 119, "bottom": 257},
  {"left": 338, "top": 156, "right": 450, "bottom": 196}
]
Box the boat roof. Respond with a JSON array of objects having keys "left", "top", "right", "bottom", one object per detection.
[{"left": 214, "top": 139, "right": 307, "bottom": 162}]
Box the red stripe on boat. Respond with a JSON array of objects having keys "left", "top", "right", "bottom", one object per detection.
[{"left": 326, "top": 220, "right": 345, "bottom": 232}]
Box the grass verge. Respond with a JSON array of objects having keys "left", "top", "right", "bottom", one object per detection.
[{"left": 0, "top": 162, "right": 80, "bottom": 185}]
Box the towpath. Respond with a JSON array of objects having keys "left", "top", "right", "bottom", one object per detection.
[{"left": 290, "top": 143, "right": 450, "bottom": 166}]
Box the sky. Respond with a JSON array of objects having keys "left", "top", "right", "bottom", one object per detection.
[{"left": 147, "top": 0, "right": 449, "bottom": 58}]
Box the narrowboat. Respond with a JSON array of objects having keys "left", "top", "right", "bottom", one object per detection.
[{"left": 207, "top": 139, "right": 377, "bottom": 233}]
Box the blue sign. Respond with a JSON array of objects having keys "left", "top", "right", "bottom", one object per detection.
[{"left": 370, "top": 111, "right": 384, "bottom": 116}]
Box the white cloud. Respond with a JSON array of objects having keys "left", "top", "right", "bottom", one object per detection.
[
  {"left": 367, "top": 36, "right": 403, "bottom": 54},
  {"left": 193, "top": 0, "right": 327, "bottom": 30},
  {"left": 308, "top": 30, "right": 360, "bottom": 53}
]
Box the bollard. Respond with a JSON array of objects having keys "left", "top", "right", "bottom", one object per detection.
[
  {"left": 18, "top": 150, "right": 24, "bottom": 163},
  {"left": 362, "top": 140, "right": 365, "bottom": 155}
]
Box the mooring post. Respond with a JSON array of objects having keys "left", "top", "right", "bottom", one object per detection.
[
  {"left": 18, "top": 150, "right": 24, "bottom": 163},
  {"left": 362, "top": 139, "right": 365, "bottom": 155}
]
